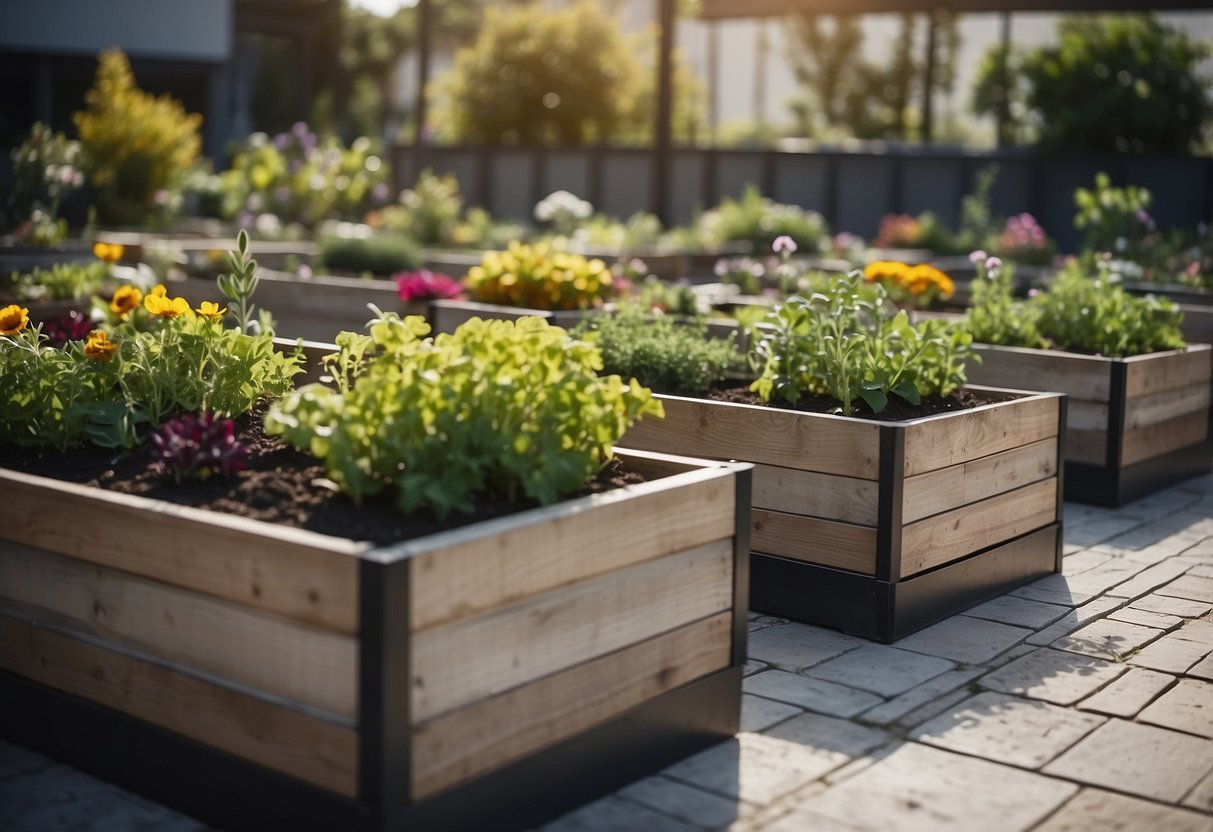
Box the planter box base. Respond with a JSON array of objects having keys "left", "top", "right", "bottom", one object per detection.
[
  {"left": 751, "top": 524, "right": 1060, "bottom": 643},
  {"left": 1066, "top": 437, "right": 1213, "bottom": 507},
  {"left": 1, "top": 666, "right": 740, "bottom": 832}
]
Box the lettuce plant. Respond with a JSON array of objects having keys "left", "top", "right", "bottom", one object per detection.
[
  {"left": 265, "top": 313, "right": 663, "bottom": 518},
  {"left": 750, "top": 273, "right": 972, "bottom": 416}
]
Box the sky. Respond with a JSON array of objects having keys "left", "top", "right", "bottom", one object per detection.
[{"left": 349, "top": 0, "right": 413, "bottom": 16}]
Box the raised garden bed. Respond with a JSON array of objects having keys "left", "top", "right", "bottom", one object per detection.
[
  {"left": 0, "top": 448, "right": 750, "bottom": 831},
  {"left": 428, "top": 298, "right": 596, "bottom": 335},
  {"left": 967, "top": 344, "right": 1213, "bottom": 506},
  {"left": 621, "top": 387, "right": 1064, "bottom": 642}
]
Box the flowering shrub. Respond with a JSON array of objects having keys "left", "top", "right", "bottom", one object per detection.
[
  {"left": 698, "top": 186, "right": 829, "bottom": 255},
  {"left": 750, "top": 273, "right": 972, "bottom": 416},
  {"left": 862, "top": 261, "right": 955, "bottom": 308},
  {"left": 375, "top": 169, "right": 464, "bottom": 246},
  {"left": 993, "top": 213, "right": 1055, "bottom": 266},
  {"left": 265, "top": 313, "right": 663, "bottom": 517},
  {"left": 534, "top": 190, "right": 594, "bottom": 236},
  {"left": 964, "top": 253, "right": 1045, "bottom": 349},
  {"left": 3, "top": 122, "right": 84, "bottom": 238},
  {"left": 395, "top": 270, "right": 463, "bottom": 303},
  {"left": 1073, "top": 173, "right": 1155, "bottom": 260},
  {"left": 464, "top": 242, "right": 615, "bottom": 311},
  {"left": 150, "top": 412, "right": 248, "bottom": 483},
  {"left": 873, "top": 214, "right": 920, "bottom": 249}
]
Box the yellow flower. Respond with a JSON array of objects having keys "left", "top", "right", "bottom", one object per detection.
[
  {"left": 0, "top": 304, "right": 29, "bottom": 336},
  {"left": 195, "top": 301, "right": 226, "bottom": 322},
  {"left": 904, "top": 264, "right": 954, "bottom": 299},
  {"left": 84, "top": 330, "right": 119, "bottom": 362},
  {"left": 863, "top": 260, "right": 909, "bottom": 285},
  {"left": 93, "top": 241, "right": 125, "bottom": 263},
  {"left": 144, "top": 292, "right": 192, "bottom": 319},
  {"left": 108, "top": 285, "right": 143, "bottom": 316},
  {"left": 149, "top": 284, "right": 167, "bottom": 298}
]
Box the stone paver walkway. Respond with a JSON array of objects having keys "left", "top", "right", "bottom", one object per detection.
[{"left": 4, "top": 473, "right": 1213, "bottom": 832}]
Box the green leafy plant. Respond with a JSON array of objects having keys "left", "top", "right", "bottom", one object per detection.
[
  {"left": 217, "top": 230, "right": 261, "bottom": 334},
  {"left": 4, "top": 261, "right": 109, "bottom": 303},
  {"left": 698, "top": 186, "right": 829, "bottom": 255},
  {"left": 574, "top": 308, "right": 739, "bottom": 395},
  {"left": 318, "top": 233, "right": 422, "bottom": 277},
  {"left": 464, "top": 242, "right": 615, "bottom": 311},
  {"left": 4, "top": 122, "right": 84, "bottom": 236},
  {"left": 750, "top": 273, "right": 972, "bottom": 416},
  {"left": 265, "top": 313, "right": 663, "bottom": 518},
  {"left": 1073, "top": 173, "right": 1155, "bottom": 259},
  {"left": 963, "top": 256, "right": 1045, "bottom": 348},
  {"left": 380, "top": 169, "right": 463, "bottom": 246},
  {"left": 73, "top": 49, "right": 201, "bottom": 225}
]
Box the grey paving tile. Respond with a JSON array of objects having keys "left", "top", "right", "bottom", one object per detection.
[
  {"left": 1138, "top": 679, "right": 1213, "bottom": 738},
  {"left": 743, "top": 660, "right": 768, "bottom": 677},
  {"left": 895, "top": 686, "right": 977, "bottom": 730},
  {"left": 740, "top": 692, "right": 804, "bottom": 733},
  {"left": 541, "top": 794, "right": 700, "bottom": 832},
  {"left": 892, "top": 616, "right": 1030, "bottom": 665},
  {"left": 1009, "top": 574, "right": 1098, "bottom": 607},
  {"left": 617, "top": 776, "right": 755, "bottom": 830},
  {"left": 746, "top": 624, "right": 864, "bottom": 672},
  {"left": 978, "top": 647, "right": 1127, "bottom": 706},
  {"left": 1026, "top": 596, "right": 1127, "bottom": 646},
  {"left": 1108, "top": 606, "right": 1184, "bottom": 630},
  {"left": 1160, "top": 574, "right": 1213, "bottom": 604},
  {"left": 1183, "top": 766, "right": 1213, "bottom": 813},
  {"left": 744, "top": 670, "right": 881, "bottom": 719},
  {"left": 1188, "top": 652, "right": 1213, "bottom": 682},
  {"left": 910, "top": 691, "right": 1104, "bottom": 769},
  {"left": 981, "top": 642, "right": 1040, "bottom": 669},
  {"left": 1051, "top": 617, "right": 1164, "bottom": 661},
  {"left": 805, "top": 644, "right": 954, "bottom": 698},
  {"left": 1063, "top": 516, "right": 1144, "bottom": 549},
  {"left": 960, "top": 595, "right": 1071, "bottom": 630},
  {"left": 1043, "top": 719, "right": 1213, "bottom": 802},
  {"left": 859, "top": 668, "right": 984, "bottom": 727},
  {"left": 1128, "top": 629, "right": 1213, "bottom": 674},
  {"left": 661, "top": 733, "right": 841, "bottom": 806},
  {"left": 0, "top": 765, "right": 204, "bottom": 832},
  {"left": 1106, "top": 559, "right": 1200, "bottom": 600},
  {"left": 1077, "top": 667, "right": 1176, "bottom": 719},
  {"left": 0, "top": 741, "right": 55, "bottom": 781},
  {"left": 1033, "top": 788, "right": 1213, "bottom": 832},
  {"left": 764, "top": 712, "right": 891, "bottom": 760},
  {"left": 781, "top": 743, "right": 1076, "bottom": 832},
  {"left": 1060, "top": 550, "right": 1114, "bottom": 576}
]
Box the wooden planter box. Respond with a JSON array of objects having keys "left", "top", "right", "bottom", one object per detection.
[
  {"left": 622, "top": 388, "right": 1065, "bottom": 642},
  {"left": 0, "top": 450, "right": 751, "bottom": 831},
  {"left": 967, "top": 344, "right": 1213, "bottom": 506}
]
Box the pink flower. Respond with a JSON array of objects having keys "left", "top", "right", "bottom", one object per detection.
[
  {"left": 772, "top": 235, "right": 798, "bottom": 256},
  {"left": 969, "top": 249, "right": 988, "bottom": 266},
  {"left": 984, "top": 256, "right": 1003, "bottom": 277},
  {"left": 395, "top": 270, "right": 463, "bottom": 302}
]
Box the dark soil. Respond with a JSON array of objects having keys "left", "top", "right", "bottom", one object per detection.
[
  {"left": 5, "top": 410, "right": 646, "bottom": 547},
  {"left": 707, "top": 383, "right": 1009, "bottom": 421}
]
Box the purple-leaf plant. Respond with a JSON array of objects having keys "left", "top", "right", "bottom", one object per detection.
[{"left": 150, "top": 412, "right": 248, "bottom": 483}]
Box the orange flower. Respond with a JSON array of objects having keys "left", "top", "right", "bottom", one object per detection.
[
  {"left": 0, "top": 304, "right": 29, "bottom": 336},
  {"left": 83, "top": 330, "right": 119, "bottom": 361},
  {"left": 144, "top": 292, "right": 192, "bottom": 319},
  {"left": 93, "top": 241, "right": 125, "bottom": 263},
  {"left": 195, "top": 301, "right": 226, "bottom": 322},
  {"left": 109, "top": 285, "right": 143, "bottom": 316},
  {"left": 904, "top": 264, "right": 955, "bottom": 299},
  {"left": 863, "top": 260, "right": 909, "bottom": 284}
]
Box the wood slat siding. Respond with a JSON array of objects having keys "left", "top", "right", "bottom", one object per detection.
[
  {"left": 902, "top": 394, "right": 1060, "bottom": 477},
  {"left": 1067, "top": 401, "right": 1110, "bottom": 432},
  {"left": 900, "top": 478, "right": 1059, "bottom": 577},
  {"left": 1066, "top": 429, "right": 1108, "bottom": 466},
  {"left": 901, "top": 438, "right": 1058, "bottom": 524},
  {"left": 410, "top": 612, "right": 732, "bottom": 800},
  {"left": 623, "top": 396, "right": 881, "bottom": 479},
  {"left": 1124, "top": 383, "right": 1211, "bottom": 430},
  {"left": 969, "top": 346, "right": 1112, "bottom": 401},
  {"left": 410, "top": 540, "right": 734, "bottom": 723},
  {"left": 0, "top": 470, "right": 361, "bottom": 634},
  {"left": 750, "top": 509, "right": 877, "bottom": 575},
  {"left": 1123, "top": 346, "right": 1212, "bottom": 400},
  {"left": 0, "top": 545, "right": 357, "bottom": 721},
  {"left": 751, "top": 464, "right": 879, "bottom": 526},
  {"left": 1121, "top": 410, "right": 1211, "bottom": 468},
  {"left": 408, "top": 470, "right": 735, "bottom": 632},
  {"left": 0, "top": 614, "right": 358, "bottom": 797}
]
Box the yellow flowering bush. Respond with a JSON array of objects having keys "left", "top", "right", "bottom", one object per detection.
[
  {"left": 862, "top": 260, "right": 955, "bottom": 308},
  {"left": 464, "top": 242, "right": 615, "bottom": 311}
]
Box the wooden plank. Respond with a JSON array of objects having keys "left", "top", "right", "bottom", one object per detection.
[
  {"left": 0, "top": 470, "right": 361, "bottom": 634},
  {"left": 968, "top": 345, "right": 1112, "bottom": 401},
  {"left": 410, "top": 540, "right": 734, "bottom": 723},
  {"left": 1121, "top": 409, "right": 1211, "bottom": 468},
  {"left": 1067, "top": 400, "right": 1109, "bottom": 432},
  {"left": 1066, "top": 428, "right": 1107, "bottom": 466},
  {"left": 407, "top": 467, "right": 736, "bottom": 632},
  {"left": 902, "top": 438, "right": 1058, "bottom": 524},
  {"left": 0, "top": 545, "right": 357, "bottom": 721},
  {"left": 752, "top": 464, "right": 879, "bottom": 525},
  {"left": 900, "top": 478, "right": 1058, "bottom": 577},
  {"left": 1124, "top": 382, "right": 1211, "bottom": 431},
  {"left": 751, "top": 509, "right": 877, "bottom": 575},
  {"left": 1124, "top": 345, "right": 1212, "bottom": 400},
  {"left": 411, "top": 612, "right": 731, "bottom": 800},
  {"left": 622, "top": 395, "right": 882, "bottom": 479},
  {"left": 0, "top": 614, "right": 357, "bottom": 797},
  {"left": 902, "top": 394, "right": 1060, "bottom": 477}
]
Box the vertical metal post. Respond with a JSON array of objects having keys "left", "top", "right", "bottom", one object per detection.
[
  {"left": 996, "top": 11, "right": 1012, "bottom": 148},
  {"left": 653, "top": 0, "right": 675, "bottom": 223},
  {"left": 921, "top": 9, "right": 937, "bottom": 144},
  {"left": 754, "top": 20, "right": 768, "bottom": 129},
  {"left": 415, "top": 0, "right": 432, "bottom": 149}
]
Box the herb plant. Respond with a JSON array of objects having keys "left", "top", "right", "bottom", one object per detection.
[
  {"left": 573, "top": 308, "right": 739, "bottom": 395},
  {"left": 464, "top": 242, "right": 615, "bottom": 311},
  {"left": 318, "top": 233, "right": 422, "bottom": 277},
  {"left": 750, "top": 273, "right": 973, "bottom": 416},
  {"left": 699, "top": 185, "right": 829, "bottom": 255},
  {"left": 265, "top": 313, "right": 663, "bottom": 518},
  {"left": 963, "top": 256, "right": 1045, "bottom": 349},
  {"left": 4, "top": 261, "right": 108, "bottom": 302}
]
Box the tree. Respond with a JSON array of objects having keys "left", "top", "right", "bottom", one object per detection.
[
  {"left": 974, "top": 13, "right": 1212, "bottom": 154},
  {"left": 432, "top": 1, "right": 649, "bottom": 144}
]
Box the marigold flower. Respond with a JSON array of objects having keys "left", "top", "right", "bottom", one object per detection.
[
  {"left": 195, "top": 301, "right": 226, "bottom": 322},
  {"left": 863, "top": 260, "right": 909, "bottom": 284},
  {"left": 144, "top": 292, "right": 192, "bottom": 319},
  {"left": 93, "top": 241, "right": 125, "bottom": 263},
  {"left": 84, "top": 329, "right": 119, "bottom": 361},
  {"left": 0, "top": 304, "right": 29, "bottom": 336},
  {"left": 109, "top": 285, "right": 143, "bottom": 316}
]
